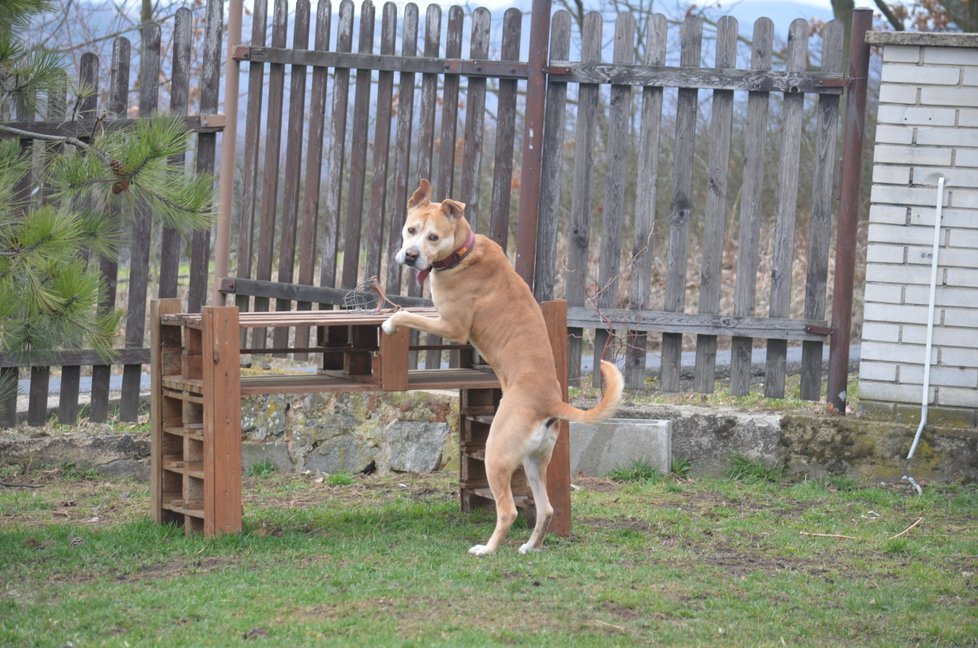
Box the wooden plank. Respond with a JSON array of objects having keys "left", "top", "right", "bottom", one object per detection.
[
  {"left": 201, "top": 306, "right": 242, "bottom": 536},
  {"left": 543, "top": 63, "right": 844, "bottom": 94},
  {"left": 120, "top": 22, "right": 161, "bottom": 422},
  {"left": 532, "top": 9, "right": 571, "bottom": 302},
  {"left": 88, "top": 43, "right": 116, "bottom": 423},
  {"left": 624, "top": 13, "right": 667, "bottom": 389},
  {"left": 363, "top": 1, "right": 397, "bottom": 281},
  {"left": 238, "top": 47, "right": 530, "bottom": 79},
  {"left": 158, "top": 7, "right": 192, "bottom": 300},
  {"left": 293, "top": 0, "right": 332, "bottom": 352},
  {"left": 660, "top": 15, "right": 702, "bottom": 393},
  {"left": 186, "top": 0, "right": 223, "bottom": 313},
  {"left": 693, "top": 15, "right": 737, "bottom": 394},
  {"left": 565, "top": 11, "right": 602, "bottom": 385},
  {"left": 800, "top": 20, "right": 844, "bottom": 401},
  {"left": 0, "top": 348, "right": 150, "bottom": 368},
  {"left": 764, "top": 19, "right": 809, "bottom": 399},
  {"left": 383, "top": 3, "right": 419, "bottom": 295},
  {"left": 235, "top": 0, "right": 269, "bottom": 326},
  {"left": 320, "top": 0, "right": 355, "bottom": 292},
  {"left": 252, "top": 0, "right": 289, "bottom": 346},
  {"left": 436, "top": 5, "right": 463, "bottom": 198},
  {"left": 541, "top": 300, "right": 571, "bottom": 537},
  {"left": 460, "top": 7, "right": 491, "bottom": 228},
  {"left": 272, "top": 0, "right": 311, "bottom": 351},
  {"left": 592, "top": 13, "right": 634, "bottom": 387},
  {"left": 729, "top": 18, "right": 774, "bottom": 396},
  {"left": 222, "top": 276, "right": 431, "bottom": 308},
  {"left": 151, "top": 298, "right": 184, "bottom": 524},
  {"left": 568, "top": 307, "right": 829, "bottom": 341},
  {"left": 488, "top": 7, "right": 523, "bottom": 251},
  {"left": 340, "top": 0, "right": 376, "bottom": 290}
]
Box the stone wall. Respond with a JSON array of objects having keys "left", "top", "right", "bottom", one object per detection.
[{"left": 859, "top": 32, "right": 978, "bottom": 425}]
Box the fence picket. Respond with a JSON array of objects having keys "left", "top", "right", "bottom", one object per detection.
[
  {"left": 660, "top": 15, "right": 702, "bottom": 392},
  {"left": 293, "top": 0, "right": 331, "bottom": 352},
  {"left": 488, "top": 8, "right": 522, "bottom": 251},
  {"left": 187, "top": 0, "right": 223, "bottom": 312},
  {"left": 363, "top": 1, "right": 398, "bottom": 281},
  {"left": 764, "top": 19, "right": 809, "bottom": 398},
  {"left": 801, "top": 20, "right": 844, "bottom": 400},
  {"left": 340, "top": 0, "right": 376, "bottom": 290},
  {"left": 252, "top": 0, "right": 288, "bottom": 348},
  {"left": 119, "top": 23, "right": 161, "bottom": 422},
  {"left": 692, "top": 15, "right": 737, "bottom": 393},
  {"left": 624, "top": 13, "right": 668, "bottom": 389},
  {"left": 592, "top": 13, "right": 635, "bottom": 387},
  {"left": 532, "top": 10, "right": 571, "bottom": 303},
  {"left": 236, "top": 0, "right": 269, "bottom": 331},
  {"left": 321, "top": 0, "right": 354, "bottom": 296},
  {"left": 460, "top": 7, "right": 491, "bottom": 228},
  {"left": 730, "top": 18, "right": 774, "bottom": 395},
  {"left": 159, "top": 8, "right": 192, "bottom": 300},
  {"left": 437, "top": 6, "right": 464, "bottom": 199},
  {"left": 272, "top": 0, "right": 311, "bottom": 351},
  {"left": 565, "top": 11, "right": 602, "bottom": 385},
  {"left": 383, "top": 3, "right": 418, "bottom": 296}
]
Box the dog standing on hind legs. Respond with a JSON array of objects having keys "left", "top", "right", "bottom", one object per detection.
[{"left": 382, "top": 179, "right": 624, "bottom": 556}]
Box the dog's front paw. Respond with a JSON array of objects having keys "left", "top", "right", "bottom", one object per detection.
[
  {"left": 468, "top": 544, "right": 494, "bottom": 557},
  {"left": 381, "top": 314, "right": 400, "bottom": 336}
]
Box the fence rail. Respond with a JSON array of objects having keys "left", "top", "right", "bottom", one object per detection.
[{"left": 2, "top": 1, "right": 867, "bottom": 428}]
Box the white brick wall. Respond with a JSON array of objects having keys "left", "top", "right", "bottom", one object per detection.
[{"left": 860, "top": 34, "right": 978, "bottom": 412}]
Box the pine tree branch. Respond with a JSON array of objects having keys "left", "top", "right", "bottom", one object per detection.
[{"left": 0, "top": 123, "right": 112, "bottom": 166}]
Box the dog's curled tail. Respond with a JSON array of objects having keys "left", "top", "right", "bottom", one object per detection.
[{"left": 551, "top": 360, "right": 624, "bottom": 424}]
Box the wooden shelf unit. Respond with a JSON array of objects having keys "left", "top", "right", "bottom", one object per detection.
[{"left": 150, "top": 298, "right": 571, "bottom": 538}]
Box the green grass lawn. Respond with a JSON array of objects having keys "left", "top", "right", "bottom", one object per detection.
[{"left": 1, "top": 467, "right": 975, "bottom": 647}]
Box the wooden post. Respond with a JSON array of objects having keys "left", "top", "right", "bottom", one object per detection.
[
  {"left": 201, "top": 306, "right": 242, "bottom": 535},
  {"left": 541, "top": 300, "right": 571, "bottom": 537}
]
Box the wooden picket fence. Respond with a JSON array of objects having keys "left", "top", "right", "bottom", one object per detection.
[{"left": 1, "top": 0, "right": 861, "bottom": 427}]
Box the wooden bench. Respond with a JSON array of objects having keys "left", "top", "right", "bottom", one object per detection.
[{"left": 150, "top": 298, "right": 572, "bottom": 538}]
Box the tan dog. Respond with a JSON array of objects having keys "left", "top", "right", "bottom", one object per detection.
[{"left": 382, "top": 179, "right": 624, "bottom": 555}]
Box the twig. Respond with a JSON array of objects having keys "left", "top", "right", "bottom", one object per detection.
[
  {"left": 799, "top": 531, "right": 855, "bottom": 540},
  {"left": 0, "top": 482, "right": 43, "bottom": 488},
  {"left": 888, "top": 517, "right": 922, "bottom": 541}
]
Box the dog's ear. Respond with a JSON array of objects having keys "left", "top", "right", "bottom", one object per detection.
[
  {"left": 442, "top": 199, "right": 466, "bottom": 221},
  {"left": 409, "top": 179, "right": 432, "bottom": 208}
]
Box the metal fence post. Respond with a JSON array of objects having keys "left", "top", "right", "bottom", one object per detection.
[{"left": 827, "top": 8, "right": 873, "bottom": 414}]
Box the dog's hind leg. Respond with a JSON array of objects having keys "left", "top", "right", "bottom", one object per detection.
[
  {"left": 519, "top": 421, "right": 558, "bottom": 554},
  {"left": 468, "top": 403, "right": 522, "bottom": 556},
  {"left": 468, "top": 460, "right": 518, "bottom": 556}
]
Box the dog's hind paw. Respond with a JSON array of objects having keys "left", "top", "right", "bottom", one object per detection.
[
  {"left": 518, "top": 543, "right": 541, "bottom": 555},
  {"left": 468, "top": 544, "right": 494, "bottom": 556}
]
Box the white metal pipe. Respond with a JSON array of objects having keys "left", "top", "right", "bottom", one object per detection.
[{"left": 903, "top": 176, "right": 945, "bottom": 495}]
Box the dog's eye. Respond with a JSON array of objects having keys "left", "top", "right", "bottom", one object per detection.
[
  {"left": 428, "top": 234, "right": 439, "bottom": 242},
  {"left": 407, "top": 227, "right": 416, "bottom": 235}
]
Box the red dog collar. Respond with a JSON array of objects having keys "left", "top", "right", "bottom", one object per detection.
[{"left": 417, "top": 232, "right": 476, "bottom": 287}]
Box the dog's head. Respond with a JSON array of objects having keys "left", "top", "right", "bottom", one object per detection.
[{"left": 394, "top": 179, "right": 468, "bottom": 271}]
